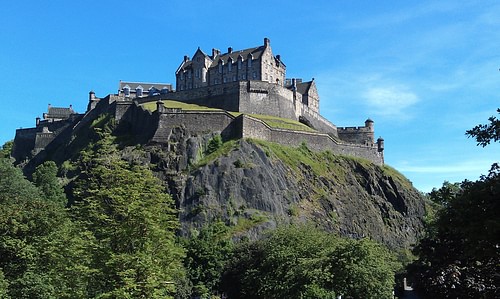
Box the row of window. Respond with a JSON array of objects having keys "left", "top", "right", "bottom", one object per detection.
[{"left": 123, "top": 86, "right": 169, "bottom": 97}]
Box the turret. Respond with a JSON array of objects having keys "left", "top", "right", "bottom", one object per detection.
[
  {"left": 377, "top": 137, "right": 385, "bottom": 152},
  {"left": 156, "top": 100, "right": 165, "bottom": 113},
  {"left": 365, "top": 118, "right": 374, "bottom": 131}
]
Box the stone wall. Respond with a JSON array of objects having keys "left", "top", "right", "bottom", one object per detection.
[
  {"left": 338, "top": 125, "right": 374, "bottom": 145},
  {"left": 152, "top": 110, "right": 236, "bottom": 143},
  {"left": 239, "top": 114, "right": 383, "bottom": 165}
]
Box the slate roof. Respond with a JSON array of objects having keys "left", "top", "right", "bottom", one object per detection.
[
  {"left": 177, "top": 45, "right": 269, "bottom": 73},
  {"left": 119, "top": 81, "right": 173, "bottom": 92},
  {"left": 45, "top": 107, "right": 74, "bottom": 119},
  {"left": 296, "top": 81, "right": 313, "bottom": 95},
  {"left": 210, "top": 46, "right": 264, "bottom": 67}
]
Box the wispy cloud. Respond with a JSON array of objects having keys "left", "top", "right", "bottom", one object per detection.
[{"left": 363, "top": 86, "right": 419, "bottom": 118}]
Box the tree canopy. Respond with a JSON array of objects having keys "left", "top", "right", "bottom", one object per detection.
[{"left": 411, "top": 108, "right": 500, "bottom": 298}]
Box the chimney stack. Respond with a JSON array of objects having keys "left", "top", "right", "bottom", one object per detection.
[
  {"left": 264, "top": 37, "right": 270, "bottom": 47},
  {"left": 228, "top": 47, "right": 233, "bottom": 54}
]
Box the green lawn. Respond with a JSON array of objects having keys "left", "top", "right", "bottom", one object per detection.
[{"left": 141, "top": 100, "right": 222, "bottom": 112}]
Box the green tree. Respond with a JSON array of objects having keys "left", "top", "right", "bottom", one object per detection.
[
  {"left": 70, "top": 134, "right": 185, "bottom": 298},
  {"left": 184, "top": 221, "right": 233, "bottom": 298},
  {"left": 221, "top": 225, "right": 398, "bottom": 299},
  {"left": 32, "top": 161, "right": 67, "bottom": 206},
  {"left": 0, "top": 141, "right": 13, "bottom": 159},
  {"left": 411, "top": 110, "right": 500, "bottom": 298},
  {"left": 0, "top": 157, "right": 91, "bottom": 298},
  {"left": 466, "top": 108, "right": 500, "bottom": 146}
]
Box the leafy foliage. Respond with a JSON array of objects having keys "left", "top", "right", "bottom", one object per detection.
[
  {"left": 184, "top": 222, "right": 234, "bottom": 298},
  {"left": 0, "top": 141, "right": 13, "bottom": 159},
  {"left": 411, "top": 111, "right": 500, "bottom": 298},
  {"left": 221, "top": 224, "right": 399, "bottom": 299},
  {"left": 70, "top": 133, "right": 185, "bottom": 298},
  {"left": 466, "top": 108, "right": 500, "bottom": 146},
  {"left": 32, "top": 161, "right": 67, "bottom": 206},
  {"left": 0, "top": 158, "right": 91, "bottom": 298}
]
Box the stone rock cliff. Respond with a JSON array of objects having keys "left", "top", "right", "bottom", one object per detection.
[{"left": 119, "top": 127, "right": 425, "bottom": 250}]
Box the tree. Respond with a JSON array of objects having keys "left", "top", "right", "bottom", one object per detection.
[
  {"left": 466, "top": 108, "right": 500, "bottom": 146},
  {"left": 184, "top": 221, "right": 233, "bottom": 298},
  {"left": 221, "top": 225, "right": 399, "bottom": 299},
  {"left": 411, "top": 110, "right": 500, "bottom": 298},
  {"left": 32, "top": 161, "right": 67, "bottom": 206},
  {"left": 0, "top": 157, "right": 91, "bottom": 298},
  {"left": 70, "top": 133, "right": 185, "bottom": 298},
  {"left": 0, "top": 141, "right": 13, "bottom": 159}
]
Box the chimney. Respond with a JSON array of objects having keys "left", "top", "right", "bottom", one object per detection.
[
  {"left": 291, "top": 78, "right": 296, "bottom": 91},
  {"left": 184, "top": 55, "right": 189, "bottom": 62},
  {"left": 228, "top": 47, "right": 233, "bottom": 54},
  {"left": 36, "top": 117, "right": 40, "bottom": 126},
  {"left": 212, "top": 48, "right": 220, "bottom": 58},
  {"left": 276, "top": 54, "right": 281, "bottom": 61},
  {"left": 89, "top": 90, "right": 95, "bottom": 101},
  {"left": 264, "top": 37, "right": 270, "bottom": 47}
]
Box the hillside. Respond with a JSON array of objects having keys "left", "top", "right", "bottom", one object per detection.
[
  {"left": 119, "top": 129, "right": 425, "bottom": 250},
  {"left": 17, "top": 109, "right": 426, "bottom": 251}
]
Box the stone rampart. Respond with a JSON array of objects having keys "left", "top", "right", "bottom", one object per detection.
[
  {"left": 152, "top": 110, "right": 237, "bottom": 143},
  {"left": 239, "top": 115, "right": 383, "bottom": 165},
  {"left": 338, "top": 126, "right": 374, "bottom": 145}
]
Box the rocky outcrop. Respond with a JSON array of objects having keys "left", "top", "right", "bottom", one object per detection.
[{"left": 122, "top": 127, "right": 425, "bottom": 250}]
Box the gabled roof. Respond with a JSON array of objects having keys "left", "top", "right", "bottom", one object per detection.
[
  {"left": 296, "top": 81, "right": 313, "bottom": 95},
  {"left": 210, "top": 46, "right": 265, "bottom": 68},
  {"left": 45, "top": 107, "right": 74, "bottom": 119}
]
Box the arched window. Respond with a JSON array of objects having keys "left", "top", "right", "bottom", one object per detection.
[{"left": 218, "top": 60, "right": 223, "bottom": 73}]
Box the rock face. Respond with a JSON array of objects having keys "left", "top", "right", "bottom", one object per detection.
[{"left": 121, "top": 128, "right": 425, "bottom": 250}]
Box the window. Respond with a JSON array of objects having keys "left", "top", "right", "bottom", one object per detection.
[
  {"left": 242, "top": 73, "right": 246, "bottom": 80},
  {"left": 195, "top": 69, "right": 200, "bottom": 78},
  {"left": 233, "top": 75, "right": 236, "bottom": 81},
  {"left": 228, "top": 62, "right": 232, "bottom": 72},
  {"left": 188, "top": 71, "right": 191, "bottom": 79},
  {"left": 223, "top": 77, "right": 227, "bottom": 83},
  {"left": 123, "top": 86, "right": 130, "bottom": 97},
  {"left": 248, "top": 58, "right": 252, "bottom": 67},
  {"left": 238, "top": 60, "right": 242, "bottom": 69},
  {"left": 218, "top": 62, "right": 223, "bottom": 73},
  {"left": 252, "top": 72, "right": 257, "bottom": 79},
  {"left": 136, "top": 86, "right": 143, "bottom": 97},
  {"left": 215, "top": 78, "right": 219, "bottom": 84}
]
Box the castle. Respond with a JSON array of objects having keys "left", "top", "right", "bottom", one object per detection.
[{"left": 13, "top": 38, "right": 384, "bottom": 165}]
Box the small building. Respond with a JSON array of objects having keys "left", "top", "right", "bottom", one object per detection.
[
  {"left": 118, "top": 81, "right": 173, "bottom": 98},
  {"left": 42, "top": 104, "right": 75, "bottom": 122}
]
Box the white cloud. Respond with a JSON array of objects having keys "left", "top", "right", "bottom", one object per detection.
[{"left": 363, "top": 86, "right": 419, "bottom": 118}]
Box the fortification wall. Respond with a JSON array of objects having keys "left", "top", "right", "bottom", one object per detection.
[
  {"left": 239, "top": 115, "right": 383, "bottom": 165},
  {"left": 152, "top": 110, "right": 237, "bottom": 143},
  {"left": 239, "top": 81, "right": 297, "bottom": 120},
  {"left": 338, "top": 126, "right": 374, "bottom": 145},
  {"left": 156, "top": 82, "right": 241, "bottom": 112},
  {"left": 300, "top": 105, "right": 338, "bottom": 136},
  {"left": 12, "top": 128, "right": 37, "bottom": 162}
]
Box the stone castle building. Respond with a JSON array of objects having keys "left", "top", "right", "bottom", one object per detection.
[{"left": 13, "top": 38, "right": 384, "bottom": 165}]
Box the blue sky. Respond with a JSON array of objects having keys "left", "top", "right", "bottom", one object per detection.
[{"left": 0, "top": 0, "right": 498, "bottom": 192}]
